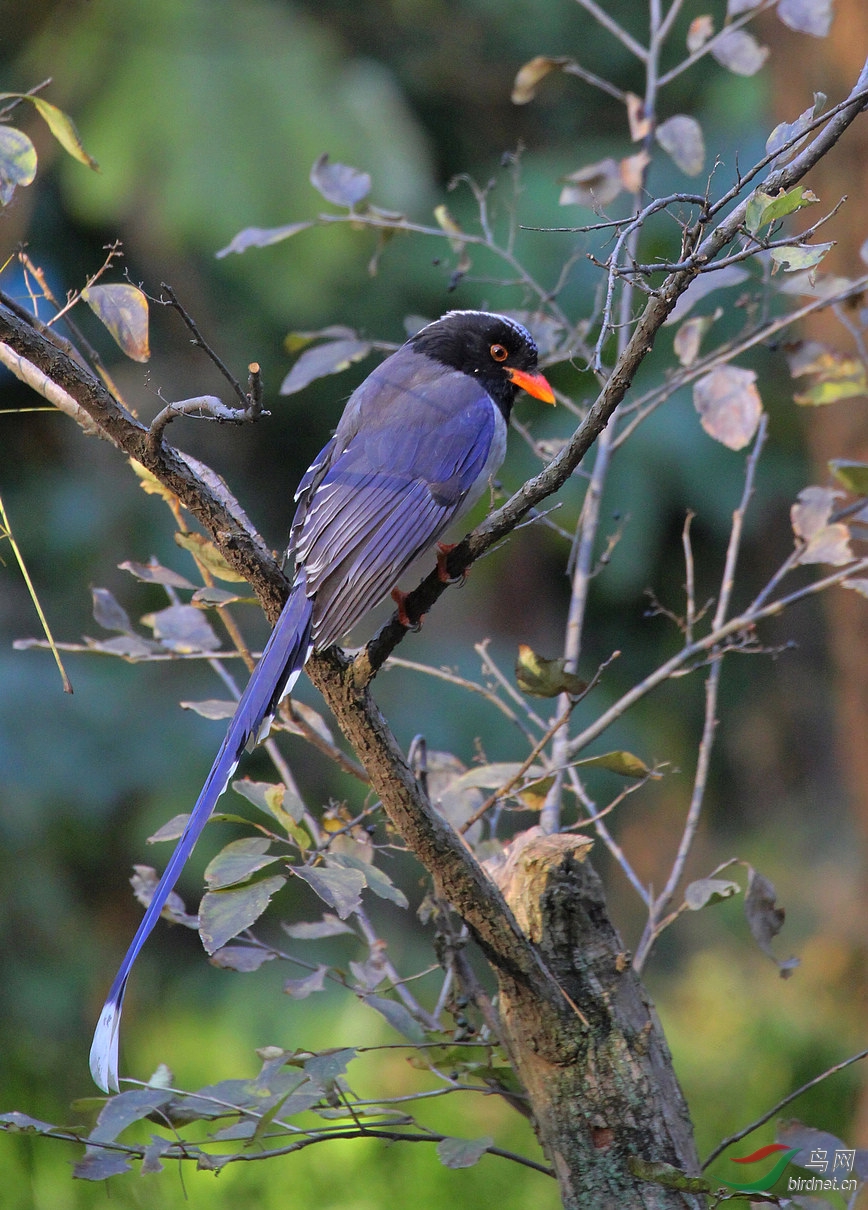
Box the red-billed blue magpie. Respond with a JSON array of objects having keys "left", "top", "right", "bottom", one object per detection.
[{"left": 89, "top": 310, "right": 554, "bottom": 1092}]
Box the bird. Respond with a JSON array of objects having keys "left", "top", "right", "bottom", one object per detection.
[{"left": 89, "top": 309, "right": 555, "bottom": 1092}]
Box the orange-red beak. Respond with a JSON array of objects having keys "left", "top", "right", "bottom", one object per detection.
[{"left": 506, "top": 366, "right": 556, "bottom": 404}]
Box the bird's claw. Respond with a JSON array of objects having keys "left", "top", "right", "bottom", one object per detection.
[
  {"left": 436, "top": 542, "right": 466, "bottom": 585},
  {"left": 391, "top": 587, "right": 424, "bottom": 630}
]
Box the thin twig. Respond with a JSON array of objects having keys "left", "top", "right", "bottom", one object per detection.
[
  {"left": 474, "top": 639, "right": 550, "bottom": 733},
  {"left": 613, "top": 272, "right": 868, "bottom": 449},
  {"left": 575, "top": 0, "right": 649, "bottom": 62},
  {"left": 459, "top": 702, "right": 574, "bottom": 835},
  {"left": 570, "top": 551, "right": 868, "bottom": 763},
  {"left": 702, "top": 1047, "right": 868, "bottom": 1170},
  {"left": 657, "top": 0, "right": 778, "bottom": 88},
  {"left": 568, "top": 765, "right": 650, "bottom": 904},
  {"left": 353, "top": 906, "right": 441, "bottom": 1030},
  {"left": 158, "top": 283, "right": 247, "bottom": 402}
]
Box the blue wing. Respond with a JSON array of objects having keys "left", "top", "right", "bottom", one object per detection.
[
  {"left": 89, "top": 584, "right": 313, "bottom": 1092},
  {"left": 90, "top": 348, "right": 501, "bottom": 1091},
  {"left": 292, "top": 356, "right": 500, "bottom": 648}
]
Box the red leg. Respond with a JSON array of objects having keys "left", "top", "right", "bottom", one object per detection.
[
  {"left": 391, "top": 586, "right": 422, "bottom": 629},
  {"left": 436, "top": 541, "right": 466, "bottom": 584}
]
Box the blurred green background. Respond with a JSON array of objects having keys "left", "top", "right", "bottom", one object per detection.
[{"left": 1, "top": 1, "right": 866, "bottom": 1206}]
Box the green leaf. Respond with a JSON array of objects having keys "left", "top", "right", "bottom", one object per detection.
[
  {"left": 673, "top": 311, "right": 720, "bottom": 367},
  {"left": 209, "top": 945, "right": 277, "bottom": 972},
  {"left": 293, "top": 864, "right": 365, "bottom": 919},
  {"left": 0, "top": 125, "right": 37, "bottom": 204},
  {"left": 284, "top": 964, "right": 329, "bottom": 999},
  {"left": 309, "top": 152, "right": 371, "bottom": 207},
  {"left": 181, "top": 699, "right": 236, "bottom": 721},
  {"left": 279, "top": 338, "right": 372, "bottom": 395},
  {"left": 436, "top": 1135, "right": 493, "bottom": 1169},
  {"left": 141, "top": 603, "right": 221, "bottom": 653},
  {"left": 407, "top": 1044, "right": 489, "bottom": 1073},
  {"left": 745, "top": 186, "right": 819, "bottom": 234},
  {"left": 204, "top": 837, "right": 279, "bottom": 890},
  {"left": 791, "top": 486, "right": 852, "bottom": 566},
  {"left": 760, "top": 186, "right": 819, "bottom": 227},
  {"left": 574, "top": 750, "right": 653, "bottom": 778},
  {"left": 215, "top": 221, "right": 313, "bottom": 258},
  {"left": 91, "top": 586, "right": 134, "bottom": 634},
  {"left": 363, "top": 994, "right": 426, "bottom": 1043},
  {"left": 303, "top": 1048, "right": 357, "bottom": 1086},
  {"left": 326, "top": 852, "right": 409, "bottom": 909},
  {"left": 744, "top": 190, "right": 769, "bottom": 237},
  {"left": 118, "top": 558, "right": 196, "bottom": 589},
  {"left": 777, "top": 0, "right": 833, "bottom": 37},
  {"left": 30, "top": 96, "right": 99, "bottom": 169},
  {"left": 0, "top": 1111, "right": 57, "bottom": 1135},
  {"left": 766, "top": 93, "right": 827, "bottom": 163},
  {"left": 745, "top": 866, "right": 800, "bottom": 978},
  {"left": 283, "top": 914, "right": 355, "bottom": 940},
  {"left": 770, "top": 242, "right": 834, "bottom": 272},
  {"left": 795, "top": 377, "right": 868, "bottom": 406},
  {"left": 81, "top": 283, "right": 150, "bottom": 362},
  {"left": 89, "top": 1088, "right": 175, "bottom": 1146},
  {"left": 683, "top": 878, "right": 741, "bottom": 910},
  {"left": 233, "top": 777, "right": 306, "bottom": 826},
  {"left": 147, "top": 813, "right": 192, "bottom": 843},
  {"left": 829, "top": 459, "right": 868, "bottom": 494},
  {"left": 711, "top": 27, "right": 768, "bottom": 75},
  {"left": 199, "top": 874, "right": 287, "bottom": 953},
  {"left": 515, "top": 644, "right": 587, "bottom": 697},
  {"left": 655, "top": 114, "right": 705, "bottom": 176},
  {"left": 693, "top": 364, "right": 763, "bottom": 450},
  {"left": 130, "top": 864, "right": 199, "bottom": 927},
  {"left": 141, "top": 1135, "right": 173, "bottom": 1174},
  {"left": 74, "top": 1150, "right": 134, "bottom": 1181},
  {"left": 173, "top": 531, "right": 249, "bottom": 582}
]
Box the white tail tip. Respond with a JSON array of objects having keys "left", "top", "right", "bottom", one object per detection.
[{"left": 89, "top": 999, "right": 121, "bottom": 1093}]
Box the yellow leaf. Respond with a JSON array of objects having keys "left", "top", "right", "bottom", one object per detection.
[
  {"left": 82, "top": 283, "right": 150, "bottom": 362},
  {"left": 175, "top": 531, "right": 248, "bottom": 582},
  {"left": 128, "top": 459, "right": 179, "bottom": 504},
  {"left": 511, "top": 55, "right": 573, "bottom": 105},
  {"left": 574, "top": 751, "right": 653, "bottom": 778},
  {"left": 30, "top": 96, "right": 99, "bottom": 170},
  {"left": 515, "top": 644, "right": 587, "bottom": 698}
]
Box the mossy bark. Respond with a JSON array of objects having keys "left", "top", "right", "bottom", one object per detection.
[{"left": 494, "top": 832, "right": 703, "bottom": 1210}]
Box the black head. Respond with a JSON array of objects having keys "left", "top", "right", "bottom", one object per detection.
[{"left": 409, "top": 310, "right": 554, "bottom": 417}]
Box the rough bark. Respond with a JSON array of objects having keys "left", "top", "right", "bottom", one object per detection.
[{"left": 494, "top": 832, "right": 703, "bottom": 1210}]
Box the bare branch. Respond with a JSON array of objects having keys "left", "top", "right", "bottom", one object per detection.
[{"left": 702, "top": 1047, "right": 868, "bottom": 1171}]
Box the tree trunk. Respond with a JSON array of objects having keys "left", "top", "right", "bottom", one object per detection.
[{"left": 494, "top": 832, "right": 703, "bottom": 1210}]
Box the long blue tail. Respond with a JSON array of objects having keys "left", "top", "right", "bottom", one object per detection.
[{"left": 89, "top": 579, "right": 314, "bottom": 1092}]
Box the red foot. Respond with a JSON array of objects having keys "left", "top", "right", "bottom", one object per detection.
[
  {"left": 391, "top": 587, "right": 423, "bottom": 629},
  {"left": 436, "top": 542, "right": 467, "bottom": 585}
]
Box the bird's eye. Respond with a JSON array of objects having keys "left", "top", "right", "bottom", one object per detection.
[{"left": 489, "top": 343, "right": 508, "bottom": 363}]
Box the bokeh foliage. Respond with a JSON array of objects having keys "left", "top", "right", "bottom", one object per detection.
[{"left": 1, "top": 0, "right": 865, "bottom": 1205}]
